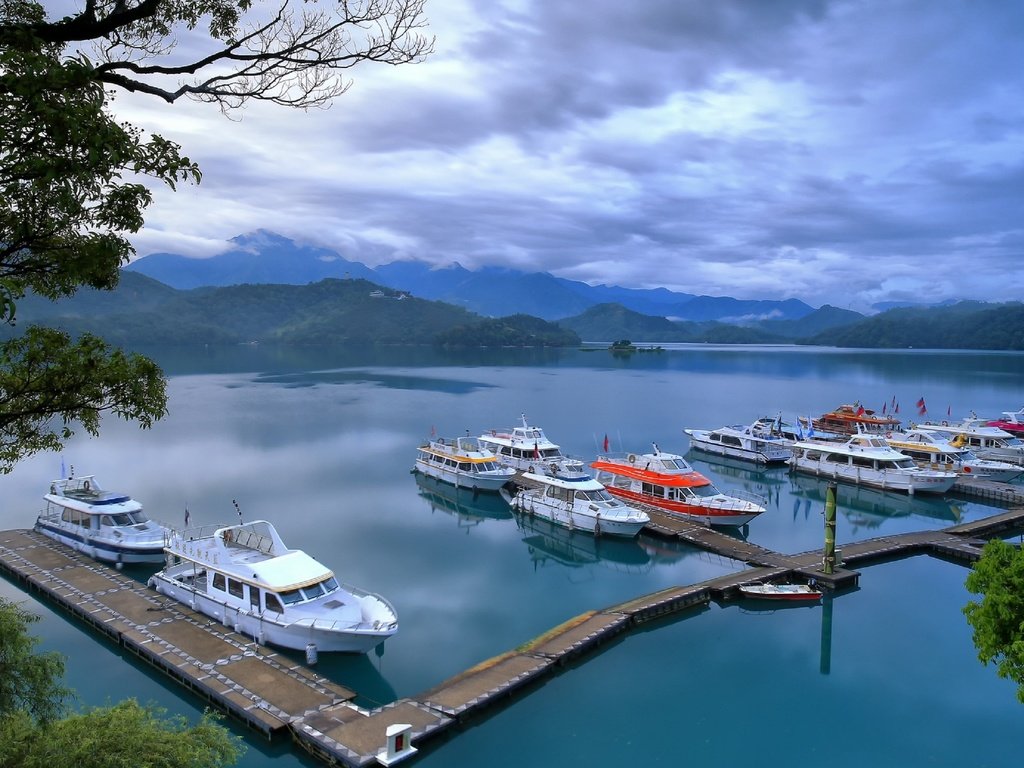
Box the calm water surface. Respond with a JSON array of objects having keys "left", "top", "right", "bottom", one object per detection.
[{"left": 1, "top": 345, "right": 1021, "bottom": 766}]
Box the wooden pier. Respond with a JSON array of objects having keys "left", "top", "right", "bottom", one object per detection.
[{"left": 4, "top": 495, "right": 1024, "bottom": 767}]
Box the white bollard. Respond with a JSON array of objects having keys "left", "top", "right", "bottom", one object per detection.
[
  {"left": 305, "top": 642, "right": 318, "bottom": 666},
  {"left": 376, "top": 723, "right": 416, "bottom": 766}
]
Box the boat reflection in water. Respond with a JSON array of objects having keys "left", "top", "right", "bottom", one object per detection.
[
  {"left": 413, "top": 473, "right": 513, "bottom": 531},
  {"left": 513, "top": 511, "right": 652, "bottom": 575},
  {"left": 277, "top": 646, "right": 397, "bottom": 710},
  {"left": 787, "top": 473, "right": 962, "bottom": 534}
]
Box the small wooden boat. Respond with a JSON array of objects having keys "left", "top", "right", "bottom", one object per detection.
[{"left": 738, "top": 582, "right": 823, "bottom": 601}]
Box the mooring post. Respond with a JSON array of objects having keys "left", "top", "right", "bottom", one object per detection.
[{"left": 823, "top": 481, "right": 837, "bottom": 575}]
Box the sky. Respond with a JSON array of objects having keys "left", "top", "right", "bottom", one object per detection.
[{"left": 82, "top": 0, "right": 1024, "bottom": 312}]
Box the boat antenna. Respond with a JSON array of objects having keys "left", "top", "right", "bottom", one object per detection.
[{"left": 232, "top": 499, "right": 242, "bottom": 524}]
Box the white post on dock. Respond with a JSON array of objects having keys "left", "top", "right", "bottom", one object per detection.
[{"left": 376, "top": 723, "right": 417, "bottom": 766}]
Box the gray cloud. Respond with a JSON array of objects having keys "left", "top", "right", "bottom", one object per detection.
[{"left": 119, "top": 0, "right": 1024, "bottom": 312}]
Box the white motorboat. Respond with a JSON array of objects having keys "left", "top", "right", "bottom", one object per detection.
[
  {"left": 34, "top": 474, "right": 170, "bottom": 565},
  {"left": 148, "top": 519, "right": 397, "bottom": 654},
  {"left": 413, "top": 435, "right": 515, "bottom": 492},
  {"left": 738, "top": 582, "right": 823, "bottom": 602},
  {"left": 749, "top": 415, "right": 844, "bottom": 447},
  {"left": 685, "top": 421, "right": 792, "bottom": 464},
  {"left": 478, "top": 414, "right": 585, "bottom": 474},
  {"left": 501, "top": 466, "right": 650, "bottom": 537},
  {"left": 789, "top": 433, "right": 957, "bottom": 495},
  {"left": 886, "top": 429, "right": 1023, "bottom": 482},
  {"left": 916, "top": 416, "right": 1024, "bottom": 465}
]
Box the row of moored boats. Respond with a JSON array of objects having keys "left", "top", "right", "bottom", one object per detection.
[{"left": 29, "top": 406, "right": 1024, "bottom": 653}]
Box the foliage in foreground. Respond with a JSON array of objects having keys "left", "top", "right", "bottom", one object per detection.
[
  {"left": 0, "top": 597, "right": 243, "bottom": 767},
  {"left": 963, "top": 539, "right": 1024, "bottom": 702}
]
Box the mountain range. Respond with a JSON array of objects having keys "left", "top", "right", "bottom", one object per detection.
[{"left": 126, "top": 231, "right": 822, "bottom": 324}]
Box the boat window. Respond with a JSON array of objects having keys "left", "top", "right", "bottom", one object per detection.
[
  {"left": 663, "top": 458, "right": 690, "bottom": 470},
  {"left": 249, "top": 586, "right": 260, "bottom": 609},
  {"left": 212, "top": 573, "right": 226, "bottom": 591},
  {"left": 322, "top": 576, "right": 339, "bottom": 593},
  {"left": 481, "top": 461, "right": 499, "bottom": 471},
  {"left": 106, "top": 512, "right": 134, "bottom": 525},
  {"left": 128, "top": 511, "right": 150, "bottom": 523},
  {"left": 641, "top": 482, "right": 662, "bottom": 497},
  {"left": 613, "top": 474, "right": 631, "bottom": 489},
  {"left": 227, "top": 578, "right": 244, "bottom": 598},
  {"left": 280, "top": 589, "right": 303, "bottom": 605},
  {"left": 826, "top": 453, "right": 850, "bottom": 464},
  {"left": 459, "top": 462, "right": 472, "bottom": 471},
  {"left": 710, "top": 434, "right": 721, "bottom": 442},
  {"left": 61, "top": 508, "right": 89, "bottom": 526},
  {"left": 895, "top": 458, "right": 916, "bottom": 469},
  {"left": 851, "top": 455, "right": 874, "bottom": 468},
  {"left": 265, "top": 593, "right": 284, "bottom": 613},
  {"left": 722, "top": 435, "right": 742, "bottom": 447},
  {"left": 690, "top": 484, "right": 721, "bottom": 499},
  {"left": 301, "top": 582, "right": 326, "bottom": 600}
]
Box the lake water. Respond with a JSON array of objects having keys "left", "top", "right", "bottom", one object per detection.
[{"left": 1, "top": 344, "right": 1022, "bottom": 766}]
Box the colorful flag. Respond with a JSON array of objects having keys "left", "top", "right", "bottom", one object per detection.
[
  {"left": 917, "top": 397, "right": 927, "bottom": 416},
  {"left": 603, "top": 434, "right": 609, "bottom": 452},
  {"left": 856, "top": 404, "right": 865, "bottom": 416},
  {"left": 916, "top": 397, "right": 926, "bottom": 408},
  {"left": 533, "top": 441, "right": 540, "bottom": 460}
]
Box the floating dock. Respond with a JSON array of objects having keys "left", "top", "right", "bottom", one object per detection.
[{"left": 4, "top": 497, "right": 1024, "bottom": 767}]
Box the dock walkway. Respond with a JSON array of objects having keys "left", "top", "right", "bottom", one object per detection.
[{"left": 4, "top": 496, "right": 1024, "bottom": 767}]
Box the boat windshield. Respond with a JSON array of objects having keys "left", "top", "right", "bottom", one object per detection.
[
  {"left": 475, "top": 461, "right": 501, "bottom": 472},
  {"left": 659, "top": 458, "right": 691, "bottom": 470},
  {"left": 681, "top": 484, "right": 720, "bottom": 499},
  {"left": 574, "top": 488, "right": 618, "bottom": 503},
  {"left": 102, "top": 511, "right": 149, "bottom": 526},
  {"left": 278, "top": 576, "right": 341, "bottom": 605}
]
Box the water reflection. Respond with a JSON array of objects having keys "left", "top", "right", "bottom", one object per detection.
[
  {"left": 412, "top": 473, "right": 513, "bottom": 531},
  {"left": 270, "top": 646, "right": 397, "bottom": 710},
  {"left": 513, "top": 512, "right": 652, "bottom": 575},
  {"left": 787, "top": 473, "right": 962, "bottom": 534}
]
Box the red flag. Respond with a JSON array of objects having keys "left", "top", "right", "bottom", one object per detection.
[
  {"left": 856, "top": 405, "right": 865, "bottom": 416},
  {"left": 918, "top": 397, "right": 927, "bottom": 415},
  {"left": 533, "top": 441, "right": 540, "bottom": 460},
  {"left": 916, "top": 397, "right": 925, "bottom": 408},
  {"left": 603, "top": 434, "right": 609, "bottom": 452}
]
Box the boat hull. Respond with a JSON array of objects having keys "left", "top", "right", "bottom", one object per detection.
[
  {"left": 686, "top": 432, "right": 791, "bottom": 465},
  {"left": 34, "top": 522, "right": 165, "bottom": 564},
  {"left": 148, "top": 574, "right": 394, "bottom": 654},
  {"left": 739, "top": 584, "right": 822, "bottom": 601},
  {"left": 789, "top": 457, "right": 956, "bottom": 494},
  {"left": 412, "top": 463, "right": 512, "bottom": 492},
  {"left": 505, "top": 491, "right": 648, "bottom": 538},
  {"left": 602, "top": 487, "right": 762, "bottom": 527}
]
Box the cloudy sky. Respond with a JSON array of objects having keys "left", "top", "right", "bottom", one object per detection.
[{"left": 103, "top": 0, "right": 1023, "bottom": 312}]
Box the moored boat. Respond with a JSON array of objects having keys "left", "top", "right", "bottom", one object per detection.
[
  {"left": 916, "top": 416, "right": 1024, "bottom": 465},
  {"left": 985, "top": 407, "right": 1024, "bottom": 437},
  {"left": 501, "top": 466, "right": 650, "bottom": 537},
  {"left": 34, "top": 474, "right": 170, "bottom": 565},
  {"left": 685, "top": 420, "right": 792, "bottom": 464},
  {"left": 789, "top": 433, "right": 957, "bottom": 495},
  {"left": 478, "top": 414, "right": 585, "bottom": 474},
  {"left": 885, "top": 429, "right": 1023, "bottom": 482},
  {"left": 810, "top": 403, "right": 901, "bottom": 436},
  {"left": 148, "top": 519, "right": 397, "bottom": 654},
  {"left": 750, "top": 415, "right": 844, "bottom": 446},
  {"left": 738, "top": 582, "right": 823, "bottom": 602},
  {"left": 413, "top": 435, "right": 515, "bottom": 492},
  {"left": 590, "top": 446, "right": 766, "bottom": 527}
]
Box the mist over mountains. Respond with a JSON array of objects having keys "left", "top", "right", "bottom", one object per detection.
[{"left": 126, "top": 231, "right": 820, "bottom": 324}]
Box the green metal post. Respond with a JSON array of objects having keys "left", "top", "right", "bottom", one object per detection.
[{"left": 824, "top": 481, "right": 837, "bottom": 574}]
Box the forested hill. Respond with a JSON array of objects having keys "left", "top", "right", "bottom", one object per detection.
[
  {"left": 5, "top": 273, "right": 579, "bottom": 348},
  {"left": 807, "top": 301, "right": 1024, "bottom": 350},
  {"left": 7, "top": 273, "right": 1024, "bottom": 350}
]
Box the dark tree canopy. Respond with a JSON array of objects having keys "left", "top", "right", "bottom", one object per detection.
[
  {"left": 0, "top": 0, "right": 431, "bottom": 470},
  {"left": 963, "top": 539, "right": 1024, "bottom": 703}
]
